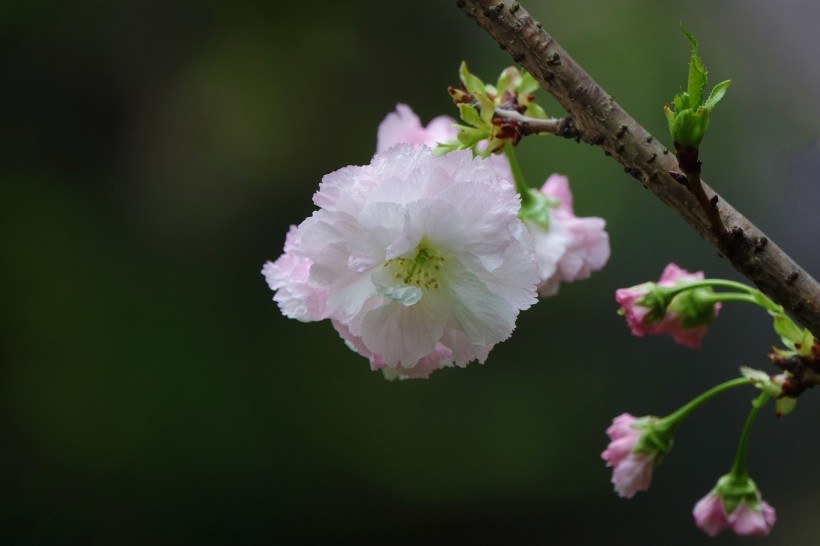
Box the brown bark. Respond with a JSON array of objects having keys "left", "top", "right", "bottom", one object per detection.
[{"left": 455, "top": 0, "right": 820, "bottom": 338}]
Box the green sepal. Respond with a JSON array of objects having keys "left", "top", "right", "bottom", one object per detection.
[
  {"left": 714, "top": 474, "right": 763, "bottom": 515},
  {"left": 670, "top": 286, "right": 719, "bottom": 328},
  {"left": 635, "top": 283, "right": 672, "bottom": 325},
  {"left": 518, "top": 188, "right": 556, "bottom": 230},
  {"left": 631, "top": 416, "right": 674, "bottom": 462}
]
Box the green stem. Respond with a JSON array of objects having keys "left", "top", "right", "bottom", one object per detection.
[
  {"left": 696, "top": 293, "right": 760, "bottom": 306},
  {"left": 669, "top": 279, "right": 758, "bottom": 295},
  {"left": 729, "top": 391, "right": 771, "bottom": 480},
  {"left": 503, "top": 142, "right": 534, "bottom": 206},
  {"left": 657, "top": 377, "right": 751, "bottom": 433},
  {"left": 660, "top": 279, "right": 779, "bottom": 312}
]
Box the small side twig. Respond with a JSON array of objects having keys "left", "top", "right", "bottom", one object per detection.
[
  {"left": 674, "top": 146, "right": 727, "bottom": 237},
  {"left": 493, "top": 108, "right": 579, "bottom": 139}
]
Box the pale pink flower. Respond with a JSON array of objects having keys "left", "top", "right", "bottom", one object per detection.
[
  {"left": 527, "top": 175, "right": 610, "bottom": 296},
  {"left": 694, "top": 491, "right": 776, "bottom": 537},
  {"left": 615, "top": 263, "right": 721, "bottom": 348},
  {"left": 262, "top": 226, "right": 327, "bottom": 322},
  {"left": 376, "top": 103, "right": 513, "bottom": 182},
  {"left": 601, "top": 413, "right": 656, "bottom": 498},
  {"left": 266, "top": 145, "right": 538, "bottom": 378},
  {"left": 376, "top": 103, "right": 457, "bottom": 154}
]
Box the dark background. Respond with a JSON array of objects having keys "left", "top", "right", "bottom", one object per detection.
[{"left": 2, "top": 1, "right": 818, "bottom": 544}]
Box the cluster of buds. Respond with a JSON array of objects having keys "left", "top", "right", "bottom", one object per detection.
[
  {"left": 602, "top": 381, "right": 779, "bottom": 538},
  {"left": 607, "top": 263, "right": 818, "bottom": 537},
  {"left": 440, "top": 62, "right": 548, "bottom": 156},
  {"left": 768, "top": 314, "right": 820, "bottom": 399}
]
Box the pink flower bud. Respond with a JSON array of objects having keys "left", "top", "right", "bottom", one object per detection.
[
  {"left": 615, "top": 263, "right": 720, "bottom": 348},
  {"left": 694, "top": 490, "right": 776, "bottom": 537},
  {"left": 601, "top": 413, "right": 658, "bottom": 498}
]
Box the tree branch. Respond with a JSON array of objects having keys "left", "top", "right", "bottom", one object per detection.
[{"left": 455, "top": 0, "right": 820, "bottom": 338}]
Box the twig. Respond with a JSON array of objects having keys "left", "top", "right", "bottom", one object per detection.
[
  {"left": 454, "top": 0, "right": 820, "bottom": 338},
  {"left": 674, "top": 146, "right": 727, "bottom": 236},
  {"left": 493, "top": 108, "right": 578, "bottom": 138}
]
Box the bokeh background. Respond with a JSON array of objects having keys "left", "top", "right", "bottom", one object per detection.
[{"left": 2, "top": 0, "right": 818, "bottom": 544}]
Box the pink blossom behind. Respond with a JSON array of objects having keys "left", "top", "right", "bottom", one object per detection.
[
  {"left": 530, "top": 175, "right": 610, "bottom": 296},
  {"left": 376, "top": 103, "right": 514, "bottom": 182},
  {"left": 376, "top": 103, "right": 457, "bottom": 153}
]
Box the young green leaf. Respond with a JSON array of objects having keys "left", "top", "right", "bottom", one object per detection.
[
  {"left": 459, "top": 61, "right": 486, "bottom": 97},
  {"left": 478, "top": 92, "right": 495, "bottom": 126},
  {"left": 703, "top": 79, "right": 731, "bottom": 111},
  {"left": 519, "top": 71, "right": 540, "bottom": 95},
  {"left": 457, "top": 103, "right": 483, "bottom": 128},
  {"left": 496, "top": 66, "right": 521, "bottom": 94},
  {"left": 524, "top": 102, "right": 548, "bottom": 120},
  {"left": 682, "top": 25, "right": 707, "bottom": 108},
  {"left": 772, "top": 313, "right": 803, "bottom": 349}
]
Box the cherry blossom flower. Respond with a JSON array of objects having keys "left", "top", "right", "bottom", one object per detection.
[
  {"left": 376, "top": 103, "right": 457, "bottom": 154},
  {"left": 694, "top": 487, "right": 776, "bottom": 537},
  {"left": 601, "top": 413, "right": 662, "bottom": 498},
  {"left": 528, "top": 174, "right": 610, "bottom": 296},
  {"left": 615, "top": 263, "right": 721, "bottom": 348},
  {"left": 264, "top": 144, "right": 538, "bottom": 378}
]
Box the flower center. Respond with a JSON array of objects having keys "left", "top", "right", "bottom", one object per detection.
[{"left": 384, "top": 244, "right": 445, "bottom": 291}]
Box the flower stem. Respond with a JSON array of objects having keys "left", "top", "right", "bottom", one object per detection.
[
  {"left": 503, "top": 142, "right": 534, "bottom": 206},
  {"left": 660, "top": 279, "right": 779, "bottom": 313},
  {"left": 729, "top": 391, "right": 771, "bottom": 480},
  {"left": 696, "top": 293, "right": 760, "bottom": 306},
  {"left": 657, "top": 377, "right": 751, "bottom": 433}
]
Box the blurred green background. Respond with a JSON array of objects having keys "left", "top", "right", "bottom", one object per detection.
[{"left": 1, "top": 0, "right": 818, "bottom": 544}]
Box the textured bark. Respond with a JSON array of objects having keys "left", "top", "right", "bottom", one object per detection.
[{"left": 455, "top": 0, "right": 820, "bottom": 338}]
